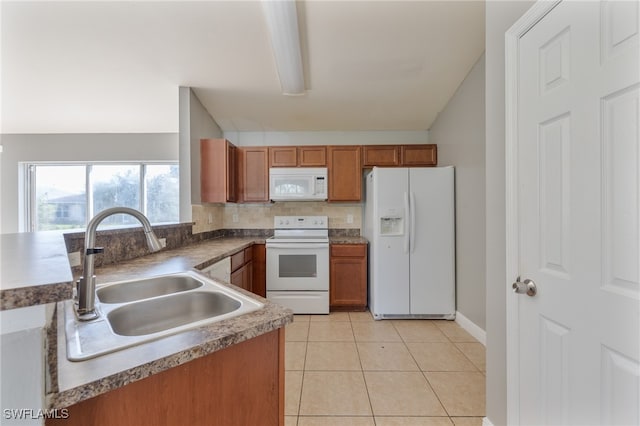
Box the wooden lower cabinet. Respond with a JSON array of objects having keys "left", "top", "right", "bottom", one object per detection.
[
  {"left": 329, "top": 244, "right": 368, "bottom": 311},
  {"left": 252, "top": 244, "right": 266, "bottom": 298},
  {"left": 230, "top": 247, "right": 254, "bottom": 292},
  {"left": 47, "top": 328, "right": 285, "bottom": 426}
]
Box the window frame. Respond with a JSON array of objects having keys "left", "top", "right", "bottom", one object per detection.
[{"left": 23, "top": 161, "right": 179, "bottom": 232}]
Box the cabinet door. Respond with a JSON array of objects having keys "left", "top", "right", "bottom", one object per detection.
[
  {"left": 238, "top": 147, "right": 269, "bottom": 202},
  {"left": 400, "top": 144, "right": 437, "bottom": 166},
  {"left": 298, "top": 146, "right": 327, "bottom": 167},
  {"left": 329, "top": 244, "right": 367, "bottom": 310},
  {"left": 269, "top": 147, "right": 297, "bottom": 167},
  {"left": 327, "top": 146, "right": 362, "bottom": 201},
  {"left": 244, "top": 261, "right": 253, "bottom": 293},
  {"left": 362, "top": 145, "right": 400, "bottom": 167},
  {"left": 201, "top": 138, "right": 237, "bottom": 203},
  {"left": 230, "top": 267, "right": 244, "bottom": 288}
]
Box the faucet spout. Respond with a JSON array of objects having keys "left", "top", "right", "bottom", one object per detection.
[{"left": 76, "top": 207, "right": 163, "bottom": 320}]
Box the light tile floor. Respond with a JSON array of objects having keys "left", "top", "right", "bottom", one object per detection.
[{"left": 285, "top": 312, "right": 486, "bottom": 426}]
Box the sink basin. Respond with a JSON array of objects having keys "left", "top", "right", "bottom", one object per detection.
[
  {"left": 97, "top": 274, "right": 203, "bottom": 303},
  {"left": 108, "top": 291, "right": 241, "bottom": 336},
  {"left": 64, "top": 271, "right": 264, "bottom": 361}
]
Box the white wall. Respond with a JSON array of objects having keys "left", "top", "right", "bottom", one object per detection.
[
  {"left": 224, "top": 130, "right": 429, "bottom": 147},
  {"left": 429, "top": 53, "right": 486, "bottom": 331},
  {"left": 178, "top": 87, "right": 223, "bottom": 220},
  {"left": 485, "top": 2, "right": 534, "bottom": 425},
  {"left": 0, "top": 133, "right": 178, "bottom": 233}
]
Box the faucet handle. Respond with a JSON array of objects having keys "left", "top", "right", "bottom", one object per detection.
[{"left": 86, "top": 247, "right": 104, "bottom": 255}]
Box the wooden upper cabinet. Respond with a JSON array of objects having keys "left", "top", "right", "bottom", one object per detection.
[
  {"left": 401, "top": 144, "right": 437, "bottom": 166},
  {"left": 238, "top": 147, "right": 269, "bottom": 203},
  {"left": 269, "top": 146, "right": 297, "bottom": 167},
  {"left": 201, "top": 138, "right": 237, "bottom": 203},
  {"left": 362, "top": 145, "right": 400, "bottom": 167},
  {"left": 327, "top": 146, "right": 362, "bottom": 202},
  {"left": 269, "top": 146, "right": 327, "bottom": 167},
  {"left": 298, "top": 146, "right": 327, "bottom": 166},
  {"left": 362, "top": 144, "right": 437, "bottom": 167}
]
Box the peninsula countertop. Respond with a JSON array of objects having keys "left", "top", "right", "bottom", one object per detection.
[
  {"left": 49, "top": 236, "right": 292, "bottom": 409},
  {"left": 1, "top": 232, "right": 74, "bottom": 310}
]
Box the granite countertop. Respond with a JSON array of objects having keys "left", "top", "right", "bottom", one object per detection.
[
  {"left": 330, "top": 236, "right": 368, "bottom": 245},
  {"left": 1, "top": 232, "right": 74, "bottom": 310},
  {"left": 48, "top": 236, "right": 293, "bottom": 410}
]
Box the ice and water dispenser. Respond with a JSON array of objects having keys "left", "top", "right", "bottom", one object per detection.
[{"left": 379, "top": 210, "right": 404, "bottom": 236}]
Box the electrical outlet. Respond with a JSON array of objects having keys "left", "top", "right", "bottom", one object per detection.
[
  {"left": 68, "top": 251, "right": 81, "bottom": 267},
  {"left": 232, "top": 214, "right": 239, "bottom": 223},
  {"left": 347, "top": 214, "right": 354, "bottom": 224},
  {"left": 208, "top": 213, "right": 213, "bottom": 224},
  {"left": 159, "top": 238, "right": 167, "bottom": 248}
]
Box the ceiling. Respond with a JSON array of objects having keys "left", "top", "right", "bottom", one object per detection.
[{"left": 1, "top": 1, "right": 485, "bottom": 134}]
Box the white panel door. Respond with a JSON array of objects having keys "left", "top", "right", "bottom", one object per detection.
[
  {"left": 409, "top": 167, "right": 455, "bottom": 316},
  {"left": 369, "top": 167, "right": 410, "bottom": 317},
  {"left": 514, "top": 1, "right": 639, "bottom": 424}
]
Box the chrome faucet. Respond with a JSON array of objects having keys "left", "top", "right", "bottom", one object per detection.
[{"left": 76, "top": 207, "right": 163, "bottom": 320}]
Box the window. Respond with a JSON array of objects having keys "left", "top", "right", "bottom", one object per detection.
[{"left": 25, "top": 162, "right": 179, "bottom": 232}]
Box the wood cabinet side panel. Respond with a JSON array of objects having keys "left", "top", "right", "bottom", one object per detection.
[
  {"left": 47, "top": 330, "right": 282, "bottom": 426},
  {"left": 252, "top": 244, "right": 267, "bottom": 298},
  {"left": 226, "top": 143, "right": 238, "bottom": 202}
]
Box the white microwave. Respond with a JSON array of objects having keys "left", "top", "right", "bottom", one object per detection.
[{"left": 269, "top": 167, "right": 328, "bottom": 201}]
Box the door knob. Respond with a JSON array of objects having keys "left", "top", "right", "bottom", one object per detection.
[{"left": 512, "top": 276, "right": 537, "bottom": 297}]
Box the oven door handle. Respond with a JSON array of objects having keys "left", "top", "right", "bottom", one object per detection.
[{"left": 266, "top": 243, "right": 329, "bottom": 249}]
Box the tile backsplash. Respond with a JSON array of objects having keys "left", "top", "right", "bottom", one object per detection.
[{"left": 192, "top": 202, "right": 362, "bottom": 234}]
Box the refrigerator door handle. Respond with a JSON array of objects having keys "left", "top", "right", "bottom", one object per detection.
[
  {"left": 403, "top": 191, "right": 410, "bottom": 253},
  {"left": 410, "top": 191, "right": 416, "bottom": 253}
]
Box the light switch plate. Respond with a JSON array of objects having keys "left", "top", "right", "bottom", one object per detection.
[{"left": 347, "top": 214, "right": 354, "bottom": 224}]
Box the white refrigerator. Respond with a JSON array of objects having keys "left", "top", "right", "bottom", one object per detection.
[{"left": 364, "top": 166, "right": 455, "bottom": 320}]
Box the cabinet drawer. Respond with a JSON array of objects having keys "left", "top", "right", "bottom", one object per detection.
[
  {"left": 230, "top": 251, "right": 245, "bottom": 272},
  {"left": 331, "top": 244, "right": 366, "bottom": 257}
]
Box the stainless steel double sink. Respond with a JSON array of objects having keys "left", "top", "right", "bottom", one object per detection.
[{"left": 64, "top": 270, "right": 263, "bottom": 361}]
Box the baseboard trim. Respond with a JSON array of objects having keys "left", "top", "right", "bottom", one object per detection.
[
  {"left": 455, "top": 311, "right": 486, "bottom": 346},
  {"left": 482, "top": 417, "right": 494, "bottom": 426}
]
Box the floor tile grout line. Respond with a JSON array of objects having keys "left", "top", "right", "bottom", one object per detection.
[
  {"left": 351, "top": 316, "right": 379, "bottom": 424},
  {"left": 294, "top": 319, "right": 311, "bottom": 422}
]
